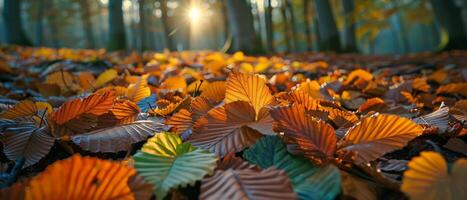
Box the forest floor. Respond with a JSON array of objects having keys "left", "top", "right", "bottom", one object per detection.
[{"left": 0, "top": 46, "right": 466, "bottom": 200}]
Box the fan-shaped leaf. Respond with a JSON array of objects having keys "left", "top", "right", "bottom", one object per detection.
[
  {"left": 111, "top": 100, "right": 141, "bottom": 124},
  {"left": 25, "top": 154, "right": 136, "bottom": 200},
  {"left": 51, "top": 91, "right": 115, "bottom": 125},
  {"left": 401, "top": 152, "right": 467, "bottom": 200},
  {"left": 188, "top": 101, "right": 273, "bottom": 156},
  {"left": 0, "top": 125, "right": 55, "bottom": 168},
  {"left": 225, "top": 72, "right": 273, "bottom": 116},
  {"left": 71, "top": 120, "right": 169, "bottom": 152},
  {"left": 201, "top": 81, "right": 226, "bottom": 104},
  {"left": 0, "top": 100, "right": 36, "bottom": 119},
  {"left": 270, "top": 104, "right": 336, "bottom": 162},
  {"left": 166, "top": 109, "right": 192, "bottom": 136},
  {"left": 134, "top": 132, "right": 218, "bottom": 199},
  {"left": 339, "top": 114, "right": 423, "bottom": 164},
  {"left": 243, "top": 136, "right": 341, "bottom": 200},
  {"left": 200, "top": 168, "right": 297, "bottom": 200}
]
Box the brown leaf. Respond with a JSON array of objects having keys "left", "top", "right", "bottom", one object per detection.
[{"left": 201, "top": 168, "right": 297, "bottom": 200}]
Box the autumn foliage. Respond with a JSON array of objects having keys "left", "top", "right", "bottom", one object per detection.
[{"left": 0, "top": 47, "right": 466, "bottom": 200}]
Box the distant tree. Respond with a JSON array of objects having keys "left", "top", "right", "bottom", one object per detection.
[
  {"left": 280, "top": 0, "right": 291, "bottom": 52},
  {"left": 285, "top": 0, "right": 298, "bottom": 52},
  {"left": 79, "top": 0, "right": 95, "bottom": 49},
  {"left": 430, "top": 0, "right": 467, "bottom": 50},
  {"left": 35, "top": 0, "right": 45, "bottom": 46},
  {"left": 314, "top": 0, "right": 341, "bottom": 51},
  {"left": 342, "top": 0, "right": 357, "bottom": 52},
  {"left": 3, "top": 0, "right": 32, "bottom": 46},
  {"left": 160, "top": 0, "right": 174, "bottom": 51},
  {"left": 138, "top": 0, "right": 147, "bottom": 51},
  {"left": 303, "top": 0, "right": 313, "bottom": 51},
  {"left": 107, "top": 0, "right": 126, "bottom": 51},
  {"left": 264, "top": 0, "right": 274, "bottom": 52},
  {"left": 225, "top": 0, "right": 263, "bottom": 54}
]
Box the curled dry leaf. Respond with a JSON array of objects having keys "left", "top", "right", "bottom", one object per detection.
[
  {"left": 401, "top": 152, "right": 467, "bottom": 200},
  {"left": 134, "top": 132, "right": 217, "bottom": 199},
  {"left": 0, "top": 125, "right": 55, "bottom": 168},
  {"left": 339, "top": 113, "right": 423, "bottom": 164},
  {"left": 270, "top": 104, "right": 336, "bottom": 162},
  {"left": 71, "top": 120, "right": 169, "bottom": 152},
  {"left": 51, "top": 91, "right": 115, "bottom": 125},
  {"left": 126, "top": 74, "right": 151, "bottom": 103},
  {"left": 216, "top": 153, "right": 257, "bottom": 171},
  {"left": 413, "top": 104, "right": 449, "bottom": 133},
  {"left": 25, "top": 154, "right": 136, "bottom": 200},
  {"left": 201, "top": 168, "right": 297, "bottom": 200},
  {"left": 189, "top": 101, "right": 273, "bottom": 156}
]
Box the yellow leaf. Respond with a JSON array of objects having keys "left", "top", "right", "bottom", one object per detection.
[
  {"left": 401, "top": 152, "right": 467, "bottom": 200},
  {"left": 95, "top": 69, "right": 118, "bottom": 87}
]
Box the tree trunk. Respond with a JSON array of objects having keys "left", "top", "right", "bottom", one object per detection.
[
  {"left": 342, "top": 0, "right": 357, "bottom": 52},
  {"left": 160, "top": 0, "right": 174, "bottom": 51},
  {"left": 35, "top": 0, "right": 45, "bottom": 46},
  {"left": 303, "top": 0, "right": 312, "bottom": 51},
  {"left": 396, "top": 12, "right": 410, "bottom": 53},
  {"left": 46, "top": 0, "right": 60, "bottom": 48},
  {"left": 314, "top": 0, "right": 341, "bottom": 51},
  {"left": 107, "top": 0, "right": 126, "bottom": 51},
  {"left": 2, "top": 0, "right": 32, "bottom": 46},
  {"left": 265, "top": 0, "right": 274, "bottom": 52},
  {"left": 138, "top": 0, "right": 147, "bottom": 51},
  {"left": 285, "top": 0, "right": 298, "bottom": 52},
  {"left": 280, "top": 1, "right": 291, "bottom": 52},
  {"left": 79, "top": 0, "right": 95, "bottom": 49},
  {"left": 430, "top": 0, "right": 467, "bottom": 50},
  {"left": 225, "top": 0, "right": 263, "bottom": 54}
]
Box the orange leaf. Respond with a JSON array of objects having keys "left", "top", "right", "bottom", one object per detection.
[
  {"left": 51, "top": 91, "right": 115, "bottom": 125},
  {"left": 339, "top": 114, "right": 423, "bottom": 164},
  {"left": 25, "top": 154, "right": 136, "bottom": 200},
  {"left": 111, "top": 100, "right": 140, "bottom": 124},
  {"left": 225, "top": 72, "right": 273, "bottom": 117},
  {"left": 270, "top": 104, "right": 336, "bottom": 162},
  {"left": 0, "top": 100, "right": 37, "bottom": 119}
]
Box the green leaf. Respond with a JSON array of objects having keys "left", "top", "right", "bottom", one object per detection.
[
  {"left": 134, "top": 132, "right": 218, "bottom": 199},
  {"left": 243, "top": 136, "right": 341, "bottom": 200}
]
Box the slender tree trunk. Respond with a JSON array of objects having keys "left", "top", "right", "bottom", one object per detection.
[
  {"left": 303, "top": 0, "right": 312, "bottom": 51},
  {"left": 160, "top": 0, "right": 174, "bottom": 51},
  {"left": 430, "top": 0, "right": 467, "bottom": 50},
  {"left": 79, "top": 0, "right": 95, "bottom": 49},
  {"left": 138, "top": 0, "right": 147, "bottom": 51},
  {"left": 342, "top": 0, "right": 357, "bottom": 52},
  {"left": 280, "top": 2, "right": 291, "bottom": 52},
  {"left": 35, "top": 0, "right": 45, "bottom": 46},
  {"left": 107, "top": 0, "right": 126, "bottom": 51},
  {"left": 314, "top": 18, "right": 321, "bottom": 51},
  {"left": 225, "top": 0, "right": 263, "bottom": 54},
  {"left": 220, "top": 0, "right": 229, "bottom": 43},
  {"left": 3, "top": 0, "right": 32, "bottom": 46},
  {"left": 396, "top": 12, "right": 410, "bottom": 53},
  {"left": 46, "top": 0, "right": 60, "bottom": 48},
  {"left": 285, "top": 0, "right": 298, "bottom": 52},
  {"left": 265, "top": 0, "right": 274, "bottom": 52},
  {"left": 314, "top": 0, "right": 341, "bottom": 51}
]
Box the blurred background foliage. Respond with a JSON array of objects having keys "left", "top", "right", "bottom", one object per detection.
[{"left": 0, "top": 0, "right": 466, "bottom": 54}]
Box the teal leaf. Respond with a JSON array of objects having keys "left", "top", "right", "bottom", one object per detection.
[
  {"left": 243, "top": 136, "right": 341, "bottom": 200},
  {"left": 137, "top": 94, "right": 157, "bottom": 113},
  {"left": 134, "top": 132, "right": 217, "bottom": 199}
]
